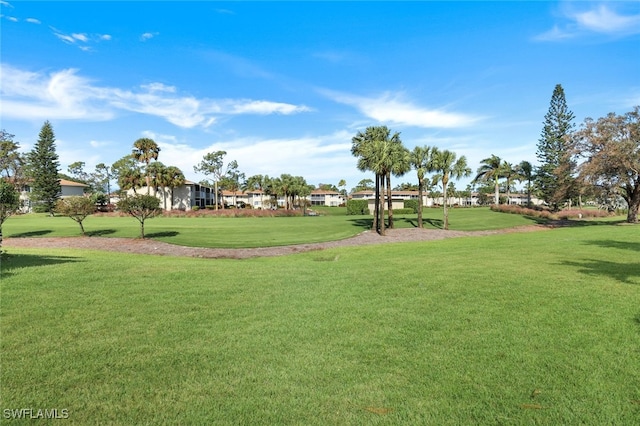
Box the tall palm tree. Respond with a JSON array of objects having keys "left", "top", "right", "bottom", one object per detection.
[
  {"left": 473, "top": 154, "right": 503, "bottom": 204},
  {"left": 352, "top": 127, "right": 383, "bottom": 233},
  {"left": 145, "top": 161, "right": 166, "bottom": 195},
  {"left": 385, "top": 135, "right": 411, "bottom": 229},
  {"left": 516, "top": 160, "right": 534, "bottom": 207},
  {"left": 132, "top": 138, "right": 161, "bottom": 194},
  {"left": 429, "top": 148, "right": 471, "bottom": 230},
  {"left": 501, "top": 161, "right": 517, "bottom": 205},
  {"left": 410, "top": 145, "right": 433, "bottom": 228}
]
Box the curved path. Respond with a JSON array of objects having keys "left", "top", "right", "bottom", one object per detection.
[{"left": 4, "top": 224, "right": 551, "bottom": 259}]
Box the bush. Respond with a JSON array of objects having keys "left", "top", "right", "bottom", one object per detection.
[
  {"left": 490, "top": 204, "right": 613, "bottom": 220},
  {"left": 55, "top": 196, "right": 96, "bottom": 235},
  {"left": 393, "top": 208, "right": 414, "bottom": 215},
  {"left": 192, "top": 205, "right": 199, "bottom": 211},
  {"left": 346, "top": 199, "right": 369, "bottom": 215},
  {"left": 404, "top": 199, "right": 419, "bottom": 213}
]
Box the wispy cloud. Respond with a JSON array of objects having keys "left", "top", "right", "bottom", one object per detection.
[
  {"left": 50, "top": 27, "right": 112, "bottom": 50},
  {"left": 321, "top": 89, "right": 481, "bottom": 129},
  {"left": 0, "top": 64, "right": 311, "bottom": 128},
  {"left": 25, "top": 17, "right": 40, "bottom": 24},
  {"left": 140, "top": 32, "right": 158, "bottom": 41},
  {"left": 535, "top": 2, "right": 640, "bottom": 41}
]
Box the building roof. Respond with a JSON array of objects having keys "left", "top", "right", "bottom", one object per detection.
[{"left": 60, "top": 179, "right": 88, "bottom": 187}]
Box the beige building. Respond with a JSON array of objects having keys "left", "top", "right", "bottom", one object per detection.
[{"left": 18, "top": 179, "right": 89, "bottom": 213}]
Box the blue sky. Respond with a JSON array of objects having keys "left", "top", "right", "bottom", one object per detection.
[{"left": 1, "top": 1, "right": 639, "bottom": 191}]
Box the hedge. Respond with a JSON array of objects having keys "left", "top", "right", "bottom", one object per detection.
[{"left": 346, "top": 199, "right": 369, "bottom": 215}]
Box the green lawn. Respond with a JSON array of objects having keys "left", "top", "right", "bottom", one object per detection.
[
  {"left": 1, "top": 223, "right": 639, "bottom": 424},
  {"left": 4, "top": 208, "right": 551, "bottom": 248}
]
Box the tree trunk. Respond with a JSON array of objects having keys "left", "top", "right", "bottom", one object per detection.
[
  {"left": 372, "top": 174, "right": 379, "bottom": 232},
  {"left": 443, "top": 179, "right": 449, "bottom": 230},
  {"left": 214, "top": 181, "right": 219, "bottom": 210},
  {"left": 494, "top": 179, "right": 499, "bottom": 204},
  {"left": 626, "top": 184, "right": 640, "bottom": 223},
  {"left": 140, "top": 220, "right": 145, "bottom": 238},
  {"left": 386, "top": 173, "right": 393, "bottom": 229},
  {"left": 378, "top": 174, "right": 386, "bottom": 236},
  {"left": 417, "top": 178, "right": 424, "bottom": 228}
]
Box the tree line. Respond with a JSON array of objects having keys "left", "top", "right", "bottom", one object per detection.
[
  {"left": 350, "top": 85, "right": 639, "bottom": 233},
  {"left": 1, "top": 83, "right": 639, "bottom": 241}
]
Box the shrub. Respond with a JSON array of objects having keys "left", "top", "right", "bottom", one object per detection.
[
  {"left": 490, "top": 204, "right": 613, "bottom": 220},
  {"left": 117, "top": 194, "right": 162, "bottom": 238},
  {"left": 404, "top": 199, "right": 419, "bottom": 213},
  {"left": 393, "top": 208, "right": 414, "bottom": 215},
  {"left": 346, "top": 199, "right": 369, "bottom": 215},
  {"left": 55, "top": 196, "right": 96, "bottom": 235}
]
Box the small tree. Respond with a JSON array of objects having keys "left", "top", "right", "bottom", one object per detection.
[
  {"left": 55, "top": 196, "right": 96, "bottom": 235},
  {"left": 0, "top": 179, "right": 20, "bottom": 252},
  {"left": 117, "top": 194, "right": 161, "bottom": 238}
]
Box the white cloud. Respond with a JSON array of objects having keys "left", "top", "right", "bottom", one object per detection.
[
  {"left": 574, "top": 4, "right": 640, "bottom": 34},
  {"left": 72, "top": 33, "right": 88, "bottom": 42},
  {"left": 50, "top": 27, "right": 112, "bottom": 50},
  {"left": 6, "top": 15, "right": 17, "bottom": 22},
  {"left": 227, "top": 100, "right": 311, "bottom": 115},
  {"left": 322, "top": 89, "right": 481, "bottom": 129},
  {"left": 535, "top": 3, "right": 640, "bottom": 41},
  {"left": 0, "top": 1, "right": 13, "bottom": 8},
  {"left": 0, "top": 64, "right": 311, "bottom": 128},
  {"left": 140, "top": 32, "right": 158, "bottom": 41},
  {"left": 26, "top": 17, "right": 40, "bottom": 24},
  {"left": 147, "top": 130, "right": 355, "bottom": 184}
]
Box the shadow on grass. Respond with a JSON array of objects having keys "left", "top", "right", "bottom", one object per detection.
[
  {"left": 0, "top": 253, "right": 83, "bottom": 278},
  {"left": 562, "top": 219, "right": 628, "bottom": 227},
  {"left": 424, "top": 218, "right": 444, "bottom": 229},
  {"left": 85, "top": 229, "right": 117, "bottom": 237},
  {"left": 561, "top": 259, "right": 640, "bottom": 285},
  {"left": 583, "top": 240, "right": 640, "bottom": 252},
  {"left": 146, "top": 231, "right": 180, "bottom": 238},
  {"left": 347, "top": 218, "right": 373, "bottom": 229},
  {"left": 8, "top": 230, "right": 53, "bottom": 238}
]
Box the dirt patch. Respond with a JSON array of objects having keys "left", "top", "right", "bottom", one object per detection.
[{"left": 3, "top": 224, "right": 550, "bottom": 259}]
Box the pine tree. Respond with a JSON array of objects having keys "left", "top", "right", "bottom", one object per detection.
[
  {"left": 27, "top": 121, "right": 61, "bottom": 214},
  {"left": 535, "top": 84, "right": 576, "bottom": 211}
]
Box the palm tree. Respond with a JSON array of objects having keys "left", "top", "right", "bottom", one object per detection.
[
  {"left": 410, "top": 145, "right": 433, "bottom": 228},
  {"left": 516, "top": 160, "right": 534, "bottom": 207},
  {"left": 352, "top": 127, "right": 383, "bottom": 233},
  {"left": 245, "top": 174, "right": 268, "bottom": 209},
  {"left": 385, "top": 135, "right": 411, "bottom": 229},
  {"left": 429, "top": 148, "right": 471, "bottom": 230},
  {"left": 501, "top": 161, "right": 518, "bottom": 205},
  {"left": 118, "top": 167, "right": 143, "bottom": 195},
  {"left": 165, "top": 166, "right": 186, "bottom": 210},
  {"left": 473, "top": 154, "right": 503, "bottom": 204},
  {"left": 351, "top": 126, "right": 408, "bottom": 235},
  {"left": 132, "top": 138, "right": 161, "bottom": 194},
  {"left": 145, "top": 161, "right": 168, "bottom": 208}
]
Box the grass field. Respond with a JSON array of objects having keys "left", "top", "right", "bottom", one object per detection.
[
  {"left": 1, "top": 215, "right": 638, "bottom": 424},
  {"left": 4, "top": 207, "right": 551, "bottom": 248}
]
